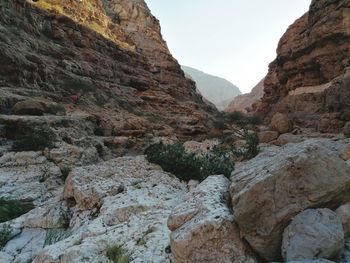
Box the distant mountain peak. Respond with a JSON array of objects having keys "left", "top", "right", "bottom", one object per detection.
[{"left": 181, "top": 66, "right": 241, "bottom": 110}]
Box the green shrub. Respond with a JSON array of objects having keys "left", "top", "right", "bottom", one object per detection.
[
  {"left": 44, "top": 228, "right": 71, "bottom": 247},
  {"left": 219, "top": 131, "right": 260, "bottom": 160},
  {"left": 0, "top": 224, "right": 12, "bottom": 248},
  {"left": 227, "top": 111, "right": 244, "bottom": 122},
  {"left": 106, "top": 245, "right": 131, "bottom": 263},
  {"left": 0, "top": 199, "right": 34, "bottom": 223},
  {"left": 12, "top": 126, "right": 56, "bottom": 151},
  {"left": 145, "top": 142, "right": 234, "bottom": 181},
  {"left": 243, "top": 132, "right": 260, "bottom": 158}
]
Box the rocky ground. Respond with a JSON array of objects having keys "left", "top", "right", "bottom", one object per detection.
[{"left": 1, "top": 126, "right": 350, "bottom": 263}]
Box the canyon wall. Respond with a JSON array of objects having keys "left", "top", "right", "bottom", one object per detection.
[
  {"left": 256, "top": 0, "right": 350, "bottom": 133},
  {"left": 0, "top": 0, "right": 216, "bottom": 146}
]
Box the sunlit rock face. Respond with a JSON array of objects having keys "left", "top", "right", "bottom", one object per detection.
[
  {"left": 0, "top": 0, "right": 217, "bottom": 147},
  {"left": 226, "top": 78, "right": 264, "bottom": 113},
  {"left": 256, "top": 0, "right": 350, "bottom": 133}
]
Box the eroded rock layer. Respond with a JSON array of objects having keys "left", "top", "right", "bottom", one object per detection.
[
  {"left": 0, "top": 0, "right": 216, "bottom": 147},
  {"left": 257, "top": 0, "right": 350, "bottom": 133}
]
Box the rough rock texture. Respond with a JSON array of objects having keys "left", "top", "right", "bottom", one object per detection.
[
  {"left": 270, "top": 112, "right": 292, "bottom": 134},
  {"left": 0, "top": 151, "right": 63, "bottom": 204},
  {"left": 230, "top": 139, "right": 350, "bottom": 262},
  {"left": 337, "top": 203, "right": 350, "bottom": 237},
  {"left": 256, "top": 0, "right": 350, "bottom": 133},
  {"left": 282, "top": 209, "right": 344, "bottom": 261},
  {"left": 1, "top": 155, "right": 187, "bottom": 263},
  {"left": 168, "top": 175, "right": 257, "bottom": 263},
  {"left": 226, "top": 78, "right": 264, "bottom": 113},
  {"left": 0, "top": 0, "right": 217, "bottom": 149}
]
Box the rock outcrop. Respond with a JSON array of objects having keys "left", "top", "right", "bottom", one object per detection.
[
  {"left": 226, "top": 78, "right": 264, "bottom": 113},
  {"left": 168, "top": 175, "right": 257, "bottom": 263},
  {"left": 230, "top": 139, "right": 350, "bottom": 261},
  {"left": 1, "top": 155, "right": 187, "bottom": 263},
  {"left": 256, "top": 0, "right": 350, "bottom": 133},
  {"left": 0, "top": 0, "right": 217, "bottom": 150}
]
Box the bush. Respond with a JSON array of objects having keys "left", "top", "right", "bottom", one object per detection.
[
  {"left": 12, "top": 126, "right": 56, "bottom": 151},
  {"left": 0, "top": 224, "right": 12, "bottom": 248},
  {"left": 219, "top": 131, "right": 260, "bottom": 160},
  {"left": 145, "top": 142, "right": 234, "bottom": 181},
  {"left": 243, "top": 132, "right": 260, "bottom": 158},
  {"left": 106, "top": 245, "right": 131, "bottom": 263},
  {"left": 0, "top": 199, "right": 34, "bottom": 223}
]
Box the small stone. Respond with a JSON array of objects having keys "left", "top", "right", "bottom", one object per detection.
[{"left": 341, "top": 145, "right": 350, "bottom": 161}]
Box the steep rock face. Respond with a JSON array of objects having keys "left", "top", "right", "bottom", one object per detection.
[
  {"left": 226, "top": 79, "right": 264, "bottom": 113},
  {"left": 0, "top": 0, "right": 216, "bottom": 147},
  {"left": 257, "top": 0, "right": 350, "bottom": 132},
  {"left": 181, "top": 66, "right": 241, "bottom": 110}
]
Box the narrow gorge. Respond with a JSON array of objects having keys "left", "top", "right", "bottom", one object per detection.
[{"left": 0, "top": 0, "right": 350, "bottom": 263}]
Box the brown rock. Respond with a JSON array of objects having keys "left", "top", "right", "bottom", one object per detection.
[
  {"left": 12, "top": 100, "right": 46, "bottom": 116},
  {"left": 274, "top": 133, "right": 304, "bottom": 146},
  {"left": 258, "top": 130, "right": 279, "bottom": 143},
  {"left": 0, "top": 0, "right": 217, "bottom": 145},
  {"left": 257, "top": 0, "right": 350, "bottom": 133},
  {"left": 341, "top": 144, "right": 350, "bottom": 160},
  {"left": 270, "top": 113, "right": 292, "bottom": 134},
  {"left": 226, "top": 79, "right": 264, "bottom": 113}
]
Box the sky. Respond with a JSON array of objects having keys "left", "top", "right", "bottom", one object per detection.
[{"left": 144, "top": 0, "right": 311, "bottom": 93}]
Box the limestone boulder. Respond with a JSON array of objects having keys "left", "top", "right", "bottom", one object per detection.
[
  {"left": 336, "top": 203, "right": 350, "bottom": 237},
  {"left": 230, "top": 139, "right": 350, "bottom": 261},
  {"left": 169, "top": 175, "right": 257, "bottom": 263},
  {"left": 270, "top": 113, "right": 292, "bottom": 134},
  {"left": 282, "top": 209, "right": 344, "bottom": 261}
]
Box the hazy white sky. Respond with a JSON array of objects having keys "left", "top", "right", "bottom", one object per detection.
[{"left": 144, "top": 0, "right": 311, "bottom": 93}]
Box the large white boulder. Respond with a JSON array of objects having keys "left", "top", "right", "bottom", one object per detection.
[
  {"left": 282, "top": 209, "right": 344, "bottom": 261},
  {"left": 168, "top": 175, "right": 257, "bottom": 263},
  {"left": 230, "top": 139, "right": 350, "bottom": 261}
]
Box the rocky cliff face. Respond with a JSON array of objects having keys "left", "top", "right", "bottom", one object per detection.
[
  {"left": 226, "top": 78, "right": 264, "bottom": 113},
  {"left": 0, "top": 0, "right": 216, "bottom": 150},
  {"left": 256, "top": 0, "right": 350, "bottom": 133}
]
